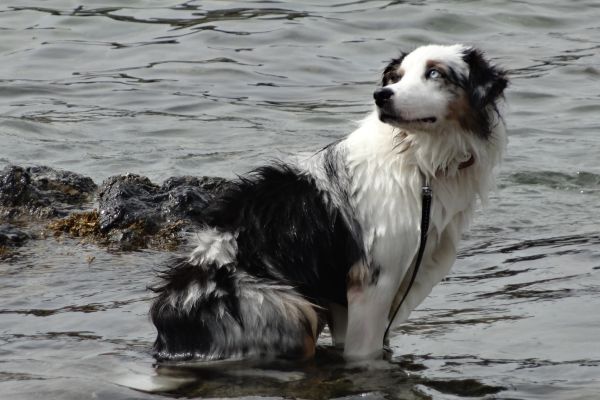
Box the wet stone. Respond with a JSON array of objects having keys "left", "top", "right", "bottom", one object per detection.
[
  {"left": 0, "top": 225, "right": 29, "bottom": 247},
  {"left": 93, "top": 173, "right": 231, "bottom": 249},
  {"left": 1, "top": 165, "right": 231, "bottom": 250},
  {"left": 98, "top": 174, "right": 229, "bottom": 232},
  {"left": 160, "top": 176, "right": 232, "bottom": 222},
  {"left": 0, "top": 165, "right": 97, "bottom": 219},
  {"left": 0, "top": 224, "right": 29, "bottom": 258}
]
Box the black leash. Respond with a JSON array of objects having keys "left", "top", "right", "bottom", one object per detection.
[{"left": 383, "top": 179, "right": 433, "bottom": 348}]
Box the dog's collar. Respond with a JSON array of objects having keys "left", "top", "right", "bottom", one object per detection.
[
  {"left": 458, "top": 154, "right": 475, "bottom": 170},
  {"left": 435, "top": 154, "right": 475, "bottom": 177}
]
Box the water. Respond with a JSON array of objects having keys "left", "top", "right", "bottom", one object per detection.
[{"left": 1, "top": 1, "right": 599, "bottom": 399}]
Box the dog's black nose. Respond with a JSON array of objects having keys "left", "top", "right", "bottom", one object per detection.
[{"left": 373, "top": 88, "right": 394, "bottom": 107}]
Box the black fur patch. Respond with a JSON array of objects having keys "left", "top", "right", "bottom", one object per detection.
[
  {"left": 150, "top": 260, "right": 242, "bottom": 360},
  {"left": 441, "top": 65, "right": 464, "bottom": 92},
  {"left": 381, "top": 52, "right": 407, "bottom": 86},
  {"left": 203, "top": 163, "right": 363, "bottom": 305},
  {"left": 461, "top": 48, "right": 509, "bottom": 138}
]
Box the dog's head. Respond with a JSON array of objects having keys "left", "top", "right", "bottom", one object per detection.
[{"left": 374, "top": 44, "right": 508, "bottom": 139}]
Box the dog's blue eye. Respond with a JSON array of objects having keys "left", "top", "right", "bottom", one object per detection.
[{"left": 426, "top": 68, "right": 442, "bottom": 80}]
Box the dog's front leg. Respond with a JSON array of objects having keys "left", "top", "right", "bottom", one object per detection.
[{"left": 343, "top": 262, "right": 398, "bottom": 360}]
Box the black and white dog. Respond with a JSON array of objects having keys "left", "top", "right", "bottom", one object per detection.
[{"left": 150, "top": 44, "right": 508, "bottom": 361}]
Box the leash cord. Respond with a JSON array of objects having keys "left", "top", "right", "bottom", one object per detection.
[{"left": 383, "top": 180, "right": 433, "bottom": 347}]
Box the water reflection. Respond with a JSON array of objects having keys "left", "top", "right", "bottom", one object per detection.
[{"left": 142, "top": 348, "right": 504, "bottom": 399}]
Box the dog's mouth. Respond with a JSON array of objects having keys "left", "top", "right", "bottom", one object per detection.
[{"left": 378, "top": 110, "right": 437, "bottom": 125}]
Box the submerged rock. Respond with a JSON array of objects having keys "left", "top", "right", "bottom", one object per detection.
[
  {"left": 0, "top": 224, "right": 29, "bottom": 258},
  {"left": 0, "top": 225, "right": 29, "bottom": 245},
  {"left": 0, "top": 165, "right": 97, "bottom": 219}
]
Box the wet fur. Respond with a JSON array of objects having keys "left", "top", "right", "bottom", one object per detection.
[{"left": 150, "top": 44, "right": 508, "bottom": 361}]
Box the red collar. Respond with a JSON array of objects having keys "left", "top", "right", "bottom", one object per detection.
[{"left": 458, "top": 154, "right": 475, "bottom": 170}]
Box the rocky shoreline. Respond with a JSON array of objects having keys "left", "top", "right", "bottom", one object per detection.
[{"left": 0, "top": 165, "right": 230, "bottom": 255}]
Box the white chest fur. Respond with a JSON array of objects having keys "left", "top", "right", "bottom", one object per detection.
[
  {"left": 340, "top": 112, "right": 501, "bottom": 357},
  {"left": 344, "top": 111, "right": 501, "bottom": 270},
  {"left": 345, "top": 115, "right": 423, "bottom": 276}
]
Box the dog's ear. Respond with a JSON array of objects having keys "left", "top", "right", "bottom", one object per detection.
[
  {"left": 462, "top": 48, "right": 508, "bottom": 108},
  {"left": 381, "top": 52, "right": 407, "bottom": 86}
]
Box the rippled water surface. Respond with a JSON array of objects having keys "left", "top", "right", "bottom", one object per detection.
[{"left": 1, "top": 1, "right": 599, "bottom": 399}]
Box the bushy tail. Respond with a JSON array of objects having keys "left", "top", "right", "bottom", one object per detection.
[{"left": 150, "top": 260, "right": 318, "bottom": 361}]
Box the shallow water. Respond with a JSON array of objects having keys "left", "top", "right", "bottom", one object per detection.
[{"left": 1, "top": 1, "right": 599, "bottom": 399}]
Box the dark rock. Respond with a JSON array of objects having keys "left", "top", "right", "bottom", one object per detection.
[
  {"left": 95, "top": 173, "right": 230, "bottom": 249},
  {"left": 97, "top": 174, "right": 161, "bottom": 233},
  {"left": 0, "top": 225, "right": 29, "bottom": 247},
  {"left": 160, "top": 176, "right": 231, "bottom": 223},
  {"left": 0, "top": 224, "right": 29, "bottom": 258},
  {"left": 26, "top": 166, "right": 97, "bottom": 204},
  {"left": 98, "top": 174, "right": 230, "bottom": 233},
  {"left": 0, "top": 166, "right": 33, "bottom": 208},
  {"left": 0, "top": 165, "right": 97, "bottom": 219},
  {"left": 1, "top": 165, "right": 231, "bottom": 251}
]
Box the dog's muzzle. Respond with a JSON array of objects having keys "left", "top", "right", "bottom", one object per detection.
[
  {"left": 373, "top": 87, "right": 437, "bottom": 124},
  {"left": 374, "top": 87, "right": 399, "bottom": 122},
  {"left": 373, "top": 88, "right": 394, "bottom": 108}
]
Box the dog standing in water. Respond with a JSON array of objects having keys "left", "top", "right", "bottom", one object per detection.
[{"left": 150, "top": 44, "right": 508, "bottom": 361}]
